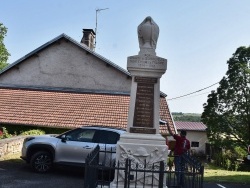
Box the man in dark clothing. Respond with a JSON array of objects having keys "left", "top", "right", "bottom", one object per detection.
[
  {"left": 170, "top": 130, "right": 190, "bottom": 187},
  {"left": 173, "top": 130, "right": 190, "bottom": 156}
]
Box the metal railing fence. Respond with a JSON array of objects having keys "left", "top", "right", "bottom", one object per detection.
[{"left": 84, "top": 145, "right": 204, "bottom": 188}]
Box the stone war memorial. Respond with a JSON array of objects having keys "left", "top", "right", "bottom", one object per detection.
[{"left": 111, "top": 16, "right": 168, "bottom": 188}]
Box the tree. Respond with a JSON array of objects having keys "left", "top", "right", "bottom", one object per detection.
[
  {"left": 172, "top": 113, "right": 201, "bottom": 122},
  {"left": 202, "top": 46, "right": 250, "bottom": 150},
  {"left": 0, "top": 23, "right": 10, "bottom": 70}
]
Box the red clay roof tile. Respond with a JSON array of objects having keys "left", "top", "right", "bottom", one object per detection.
[
  {"left": 0, "top": 88, "right": 175, "bottom": 134},
  {"left": 175, "top": 121, "right": 207, "bottom": 131}
]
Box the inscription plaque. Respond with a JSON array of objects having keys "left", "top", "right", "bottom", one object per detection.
[
  {"left": 127, "top": 54, "right": 167, "bottom": 70},
  {"left": 130, "top": 127, "right": 156, "bottom": 134},
  {"left": 130, "top": 77, "right": 157, "bottom": 134}
]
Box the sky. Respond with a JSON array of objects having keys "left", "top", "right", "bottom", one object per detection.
[{"left": 1, "top": 0, "right": 250, "bottom": 114}]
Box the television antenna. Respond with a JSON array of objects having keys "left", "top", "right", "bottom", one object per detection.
[{"left": 95, "top": 8, "right": 109, "bottom": 51}]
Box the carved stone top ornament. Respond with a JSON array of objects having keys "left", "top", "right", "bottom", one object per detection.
[{"left": 137, "top": 16, "right": 159, "bottom": 54}]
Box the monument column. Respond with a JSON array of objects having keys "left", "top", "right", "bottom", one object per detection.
[{"left": 111, "top": 16, "right": 168, "bottom": 188}]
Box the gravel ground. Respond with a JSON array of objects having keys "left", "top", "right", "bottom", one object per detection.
[{"left": 0, "top": 159, "right": 85, "bottom": 188}]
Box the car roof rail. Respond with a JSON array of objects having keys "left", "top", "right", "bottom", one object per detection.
[{"left": 80, "top": 125, "right": 126, "bottom": 131}]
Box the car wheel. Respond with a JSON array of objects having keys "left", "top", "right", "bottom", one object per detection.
[{"left": 30, "top": 151, "right": 53, "bottom": 173}]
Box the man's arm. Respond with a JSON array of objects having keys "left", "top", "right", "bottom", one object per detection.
[{"left": 166, "top": 122, "right": 175, "bottom": 137}]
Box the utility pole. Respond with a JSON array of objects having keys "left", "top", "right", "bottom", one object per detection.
[{"left": 95, "top": 8, "right": 109, "bottom": 51}]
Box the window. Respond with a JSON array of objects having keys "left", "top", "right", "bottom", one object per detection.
[
  {"left": 191, "top": 142, "right": 199, "bottom": 147},
  {"left": 65, "top": 129, "right": 96, "bottom": 142},
  {"left": 94, "top": 130, "right": 120, "bottom": 144}
]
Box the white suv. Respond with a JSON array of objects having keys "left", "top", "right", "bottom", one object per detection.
[{"left": 21, "top": 126, "right": 126, "bottom": 173}]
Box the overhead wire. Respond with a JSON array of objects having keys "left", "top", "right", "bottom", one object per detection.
[
  {"left": 169, "top": 91, "right": 212, "bottom": 101},
  {"left": 167, "top": 82, "right": 219, "bottom": 101}
]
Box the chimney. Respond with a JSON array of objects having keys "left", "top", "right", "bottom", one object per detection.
[{"left": 81, "top": 29, "right": 96, "bottom": 50}]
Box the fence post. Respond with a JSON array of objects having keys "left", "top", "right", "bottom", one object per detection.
[
  {"left": 158, "top": 161, "right": 164, "bottom": 188},
  {"left": 124, "top": 158, "right": 129, "bottom": 188},
  {"left": 192, "top": 166, "right": 196, "bottom": 188},
  {"left": 200, "top": 166, "right": 204, "bottom": 188}
]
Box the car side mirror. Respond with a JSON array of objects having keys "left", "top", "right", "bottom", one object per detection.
[{"left": 61, "top": 135, "right": 67, "bottom": 142}]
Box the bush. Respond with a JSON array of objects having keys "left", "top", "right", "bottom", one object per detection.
[
  {"left": 167, "top": 156, "right": 174, "bottom": 170},
  {"left": 0, "top": 124, "right": 70, "bottom": 135},
  {"left": 213, "top": 152, "right": 223, "bottom": 166},
  {"left": 0, "top": 126, "right": 46, "bottom": 139},
  {"left": 238, "top": 158, "right": 250, "bottom": 171},
  {"left": 0, "top": 127, "right": 13, "bottom": 139},
  {"left": 211, "top": 146, "right": 248, "bottom": 171},
  {"left": 20, "top": 129, "right": 45, "bottom": 136},
  {"left": 191, "top": 150, "right": 206, "bottom": 161}
]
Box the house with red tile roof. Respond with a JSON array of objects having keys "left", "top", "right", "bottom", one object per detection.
[
  {"left": 0, "top": 30, "right": 176, "bottom": 135},
  {"left": 170, "top": 121, "right": 208, "bottom": 155}
]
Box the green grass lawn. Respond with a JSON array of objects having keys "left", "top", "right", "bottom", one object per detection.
[{"left": 204, "top": 163, "right": 250, "bottom": 184}]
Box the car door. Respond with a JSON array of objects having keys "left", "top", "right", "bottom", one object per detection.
[
  {"left": 55, "top": 128, "right": 97, "bottom": 164},
  {"left": 93, "top": 130, "right": 120, "bottom": 166}
]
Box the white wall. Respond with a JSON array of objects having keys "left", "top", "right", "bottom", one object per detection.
[
  {"left": 0, "top": 39, "right": 131, "bottom": 92},
  {"left": 186, "top": 131, "right": 208, "bottom": 154}
]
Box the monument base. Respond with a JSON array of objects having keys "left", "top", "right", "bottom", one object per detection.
[{"left": 110, "top": 132, "right": 169, "bottom": 188}]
